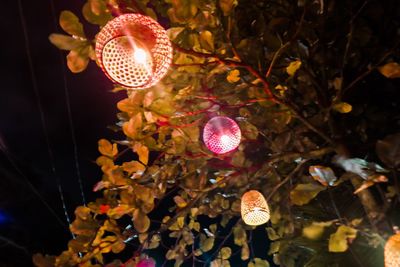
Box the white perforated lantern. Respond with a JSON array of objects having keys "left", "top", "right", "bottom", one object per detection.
[
  {"left": 203, "top": 116, "right": 241, "bottom": 154},
  {"left": 96, "top": 14, "right": 172, "bottom": 89},
  {"left": 385, "top": 233, "right": 400, "bottom": 267},
  {"left": 241, "top": 190, "right": 270, "bottom": 226}
]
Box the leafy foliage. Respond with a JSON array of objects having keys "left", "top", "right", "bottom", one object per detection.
[{"left": 36, "top": 0, "right": 400, "bottom": 266}]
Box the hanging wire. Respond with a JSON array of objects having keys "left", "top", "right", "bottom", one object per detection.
[
  {"left": 0, "top": 135, "right": 68, "bottom": 230},
  {"left": 17, "top": 0, "right": 75, "bottom": 239},
  {"left": 48, "top": 0, "right": 86, "bottom": 207}
]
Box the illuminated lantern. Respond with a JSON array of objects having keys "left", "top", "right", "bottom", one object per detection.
[
  {"left": 137, "top": 258, "right": 156, "bottom": 267},
  {"left": 203, "top": 116, "right": 241, "bottom": 154},
  {"left": 241, "top": 190, "right": 270, "bottom": 226},
  {"left": 96, "top": 14, "right": 172, "bottom": 89},
  {"left": 385, "top": 233, "right": 400, "bottom": 267}
]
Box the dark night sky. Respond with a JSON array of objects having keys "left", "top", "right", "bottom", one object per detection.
[{"left": 0, "top": 0, "right": 125, "bottom": 265}]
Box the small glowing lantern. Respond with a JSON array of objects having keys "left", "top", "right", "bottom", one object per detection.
[
  {"left": 137, "top": 258, "right": 156, "bottom": 267},
  {"left": 385, "top": 233, "right": 400, "bottom": 267},
  {"left": 203, "top": 116, "right": 241, "bottom": 154},
  {"left": 96, "top": 14, "right": 172, "bottom": 89},
  {"left": 241, "top": 190, "right": 270, "bottom": 226}
]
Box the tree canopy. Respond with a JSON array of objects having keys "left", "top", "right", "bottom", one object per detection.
[{"left": 35, "top": 0, "right": 400, "bottom": 266}]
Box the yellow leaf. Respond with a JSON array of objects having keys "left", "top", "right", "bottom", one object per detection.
[
  {"left": 200, "top": 235, "right": 215, "bottom": 252},
  {"left": 286, "top": 60, "right": 302, "bottom": 76},
  {"left": 122, "top": 113, "right": 143, "bottom": 139},
  {"left": 59, "top": 11, "right": 85, "bottom": 37},
  {"left": 122, "top": 161, "right": 145, "bottom": 174},
  {"left": 378, "top": 62, "right": 400, "bottom": 79},
  {"left": 241, "top": 243, "right": 250, "bottom": 260},
  {"left": 227, "top": 69, "right": 240, "bottom": 83},
  {"left": 177, "top": 216, "right": 185, "bottom": 228},
  {"left": 98, "top": 139, "right": 118, "bottom": 157},
  {"left": 49, "top": 34, "right": 85, "bottom": 51},
  {"left": 200, "top": 30, "right": 214, "bottom": 51},
  {"left": 233, "top": 225, "right": 247, "bottom": 246},
  {"left": 133, "top": 209, "right": 150, "bottom": 233},
  {"left": 219, "top": 247, "right": 232, "bottom": 260},
  {"left": 173, "top": 196, "right": 187, "bottom": 208},
  {"left": 219, "top": 0, "right": 238, "bottom": 16},
  {"left": 66, "top": 47, "right": 90, "bottom": 73},
  {"left": 167, "top": 27, "right": 185, "bottom": 41},
  {"left": 290, "top": 183, "right": 325, "bottom": 206},
  {"left": 329, "top": 225, "right": 357, "bottom": 252},
  {"left": 133, "top": 143, "right": 149, "bottom": 165},
  {"left": 302, "top": 221, "right": 333, "bottom": 240},
  {"left": 333, "top": 102, "right": 352, "bottom": 113}
]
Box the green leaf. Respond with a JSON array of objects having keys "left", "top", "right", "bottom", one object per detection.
[
  {"left": 302, "top": 221, "right": 333, "bottom": 240},
  {"left": 219, "top": 0, "right": 238, "bottom": 16},
  {"left": 48, "top": 34, "right": 85, "bottom": 50},
  {"left": 219, "top": 247, "right": 232, "bottom": 260},
  {"left": 59, "top": 11, "right": 85, "bottom": 37},
  {"left": 333, "top": 102, "right": 352, "bottom": 113},
  {"left": 290, "top": 183, "right": 326, "bottom": 206},
  {"left": 266, "top": 227, "right": 280, "bottom": 241},
  {"left": 329, "top": 225, "right": 357, "bottom": 252},
  {"left": 233, "top": 225, "right": 247, "bottom": 246},
  {"left": 200, "top": 234, "right": 215, "bottom": 252},
  {"left": 286, "top": 60, "right": 302, "bottom": 76},
  {"left": 378, "top": 62, "right": 400, "bottom": 78},
  {"left": 248, "top": 258, "right": 270, "bottom": 267}
]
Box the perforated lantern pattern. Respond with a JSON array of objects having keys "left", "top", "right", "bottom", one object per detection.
[
  {"left": 241, "top": 190, "right": 270, "bottom": 226},
  {"left": 96, "top": 14, "right": 172, "bottom": 89},
  {"left": 203, "top": 116, "right": 241, "bottom": 154},
  {"left": 385, "top": 233, "right": 400, "bottom": 267}
]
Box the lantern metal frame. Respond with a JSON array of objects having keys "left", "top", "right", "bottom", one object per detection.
[
  {"left": 241, "top": 190, "right": 270, "bottom": 226},
  {"left": 95, "top": 13, "right": 172, "bottom": 89}
]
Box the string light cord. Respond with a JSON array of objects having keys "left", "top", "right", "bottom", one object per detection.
[
  {"left": 48, "top": 0, "right": 86, "bottom": 206},
  {"left": 0, "top": 136, "right": 67, "bottom": 229},
  {"left": 17, "top": 0, "right": 75, "bottom": 239}
]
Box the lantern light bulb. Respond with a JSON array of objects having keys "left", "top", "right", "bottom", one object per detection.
[
  {"left": 220, "top": 134, "right": 230, "bottom": 145},
  {"left": 133, "top": 48, "right": 147, "bottom": 64}
]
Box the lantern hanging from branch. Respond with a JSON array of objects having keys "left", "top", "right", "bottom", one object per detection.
[
  {"left": 241, "top": 190, "right": 270, "bottom": 226},
  {"left": 96, "top": 13, "right": 172, "bottom": 89},
  {"left": 385, "top": 233, "right": 400, "bottom": 267},
  {"left": 203, "top": 116, "right": 241, "bottom": 154}
]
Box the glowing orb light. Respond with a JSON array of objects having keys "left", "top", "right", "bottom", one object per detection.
[
  {"left": 385, "top": 233, "right": 400, "bottom": 267},
  {"left": 241, "top": 190, "right": 270, "bottom": 226},
  {"left": 203, "top": 116, "right": 241, "bottom": 154},
  {"left": 96, "top": 13, "right": 172, "bottom": 89},
  {"left": 137, "top": 258, "right": 156, "bottom": 267}
]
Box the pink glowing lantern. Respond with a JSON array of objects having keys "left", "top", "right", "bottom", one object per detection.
[
  {"left": 96, "top": 14, "right": 172, "bottom": 89},
  {"left": 203, "top": 116, "right": 241, "bottom": 154},
  {"left": 137, "top": 258, "right": 156, "bottom": 267}
]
